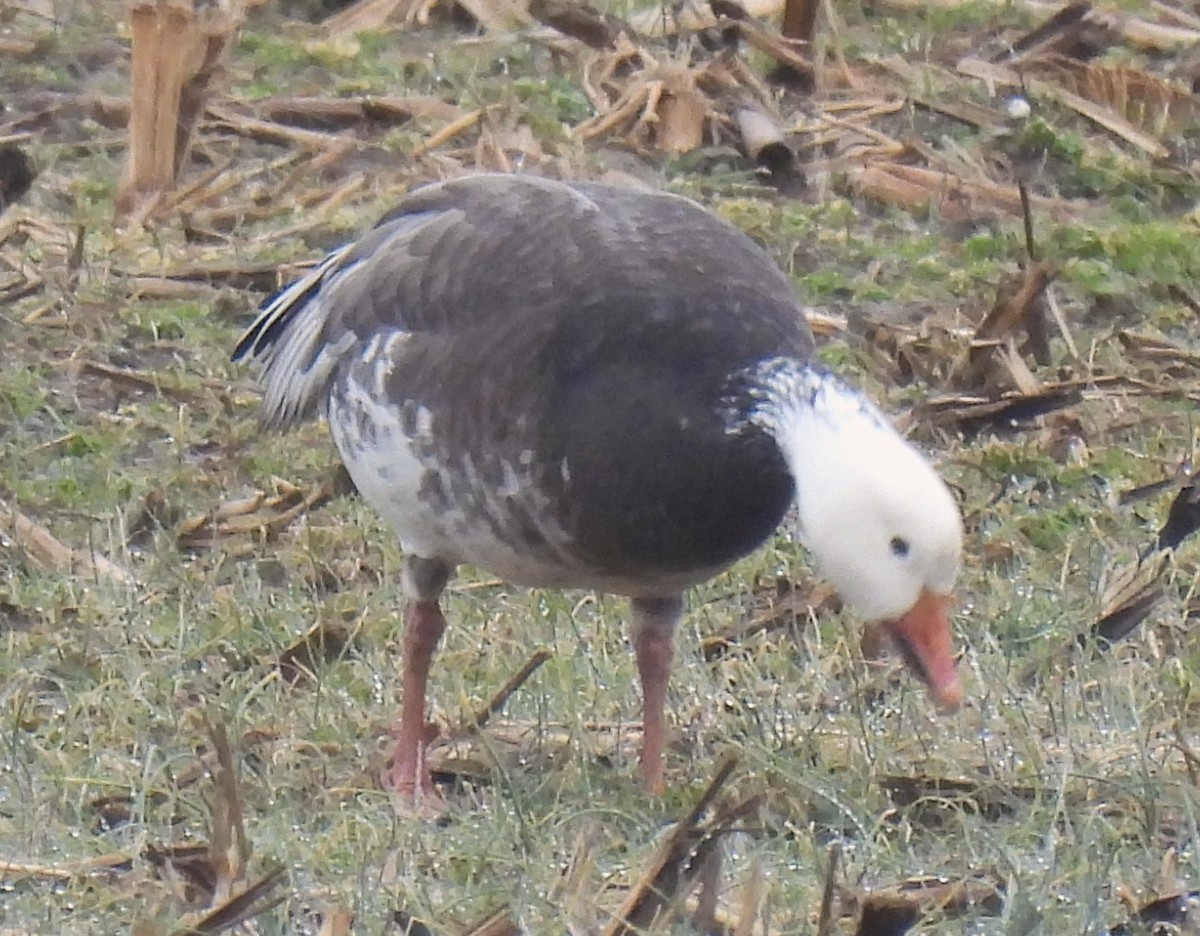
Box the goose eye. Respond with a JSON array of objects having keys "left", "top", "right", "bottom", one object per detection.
[{"left": 889, "top": 536, "right": 910, "bottom": 558}]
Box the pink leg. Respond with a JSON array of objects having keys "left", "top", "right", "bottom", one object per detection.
[
  {"left": 390, "top": 599, "right": 446, "bottom": 799},
  {"left": 631, "top": 596, "right": 682, "bottom": 795}
]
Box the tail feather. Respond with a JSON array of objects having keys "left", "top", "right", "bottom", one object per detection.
[
  {"left": 232, "top": 245, "right": 352, "bottom": 364},
  {"left": 232, "top": 244, "right": 358, "bottom": 429}
]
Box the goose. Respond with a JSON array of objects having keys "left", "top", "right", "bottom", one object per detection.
[{"left": 233, "top": 173, "right": 964, "bottom": 801}]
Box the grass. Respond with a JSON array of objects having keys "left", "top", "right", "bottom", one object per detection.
[{"left": 5, "top": 0, "right": 1200, "bottom": 932}]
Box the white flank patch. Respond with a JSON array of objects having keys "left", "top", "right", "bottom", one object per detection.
[{"left": 328, "top": 366, "right": 583, "bottom": 586}]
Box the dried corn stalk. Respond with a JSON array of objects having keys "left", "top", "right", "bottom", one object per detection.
[
  {"left": 1022, "top": 54, "right": 1200, "bottom": 134},
  {"left": 116, "top": 0, "right": 243, "bottom": 220}
]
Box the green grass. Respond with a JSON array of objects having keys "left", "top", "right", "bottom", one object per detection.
[{"left": 5, "top": 0, "right": 1200, "bottom": 932}]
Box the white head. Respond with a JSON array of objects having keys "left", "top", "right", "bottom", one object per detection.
[{"left": 747, "top": 362, "right": 964, "bottom": 707}]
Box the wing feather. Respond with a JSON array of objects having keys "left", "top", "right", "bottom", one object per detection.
[{"left": 231, "top": 211, "right": 438, "bottom": 429}]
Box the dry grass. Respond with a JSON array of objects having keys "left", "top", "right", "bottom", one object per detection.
[{"left": 5, "top": 0, "right": 1200, "bottom": 932}]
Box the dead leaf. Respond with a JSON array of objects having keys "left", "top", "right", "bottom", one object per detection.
[
  {"left": 178, "top": 475, "right": 344, "bottom": 549},
  {"left": 278, "top": 619, "right": 355, "bottom": 685},
  {"left": 702, "top": 579, "right": 840, "bottom": 661},
  {"left": 1156, "top": 483, "right": 1200, "bottom": 552},
  {"left": 318, "top": 905, "right": 354, "bottom": 936},
  {"left": 954, "top": 262, "right": 1055, "bottom": 390},
  {"left": 207, "top": 720, "right": 248, "bottom": 902},
  {"left": 324, "top": 0, "right": 411, "bottom": 33},
  {"left": 999, "top": 1, "right": 1114, "bottom": 63},
  {"left": 914, "top": 385, "right": 1083, "bottom": 434},
  {"left": 1011, "top": 45, "right": 1200, "bottom": 134},
  {"left": 0, "top": 144, "right": 35, "bottom": 214},
  {"left": 0, "top": 496, "right": 136, "bottom": 586},
  {"left": 1119, "top": 331, "right": 1200, "bottom": 370},
  {"left": 529, "top": 0, "right": 631, "bottom": 47},
  {"left": 0, "top": 854, "right": 132, "bottom": 881},
  {"left": 1108, "top": 890, "right": 1200, "bottom": 935},
  {"left": 140, "top": 722, "right": 287, "bottom": 933},
  {"left": 958, "top": 57, "right": 1173, "bottom": 158},
  {"left": 847, "top": 875, "right": 1005, "bottom": 935},
  {"left": 854, "top": 895, "right": 920, "bottom": 936},
  {"left": 880, "top": 774, "right": 1036, "bottom": 824},
  {"left": 186, "top": 866, "right": 287, "bottom": 933},
  {"left": 655, "top": 67, "right": 709, "bottom": 153},
  {"left": 817, "top": 844, "right": 840, "bottom": 936},
  {"left": 392, "top": 909, "right": 439, "bottom": 934},
  {"left": 1092, "top": 558, "right": 1164, "bottom": 646},
  {"left": 460, "top": 907, "right": 523, "bottom": 936}
]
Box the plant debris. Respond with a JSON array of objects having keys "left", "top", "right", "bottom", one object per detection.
[
  {"left": 117, "top": 0, "right": 242, "bottom": 219},
  {"left": 0, "top": 144, "right": 35, "bottom": 214},
  {"left": 702, "top": 577, "right": 841, "bottom": 660},
  {"left": 131, "top": 722, "right": 287, "bottom": 933},
  {"left": 1108, "top": 889, "right": 1200, "bottom": 935},
  {"left": 9, "top": 0, "right": 1200, "bottom": 929},
  {"left": 277, "top": 618, "right": 357, "bottom": 684},
  {"left": 177, "top": 474, "right": 348, "bottom": 550},
  {"left": 604, "top": 757, "right": 761, "bottom": 935},
  {"left": 0, "top": 496, "right": 136, "bottom": 586}
]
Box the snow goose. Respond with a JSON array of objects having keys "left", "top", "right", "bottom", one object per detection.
[{"left": 233, "top": 173, "right": 964, "bottom": 800}]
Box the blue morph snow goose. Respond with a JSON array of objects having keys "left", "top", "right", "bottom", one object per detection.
[{"left": 233, "top": 173, "right": 964, "bottom": 800}]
